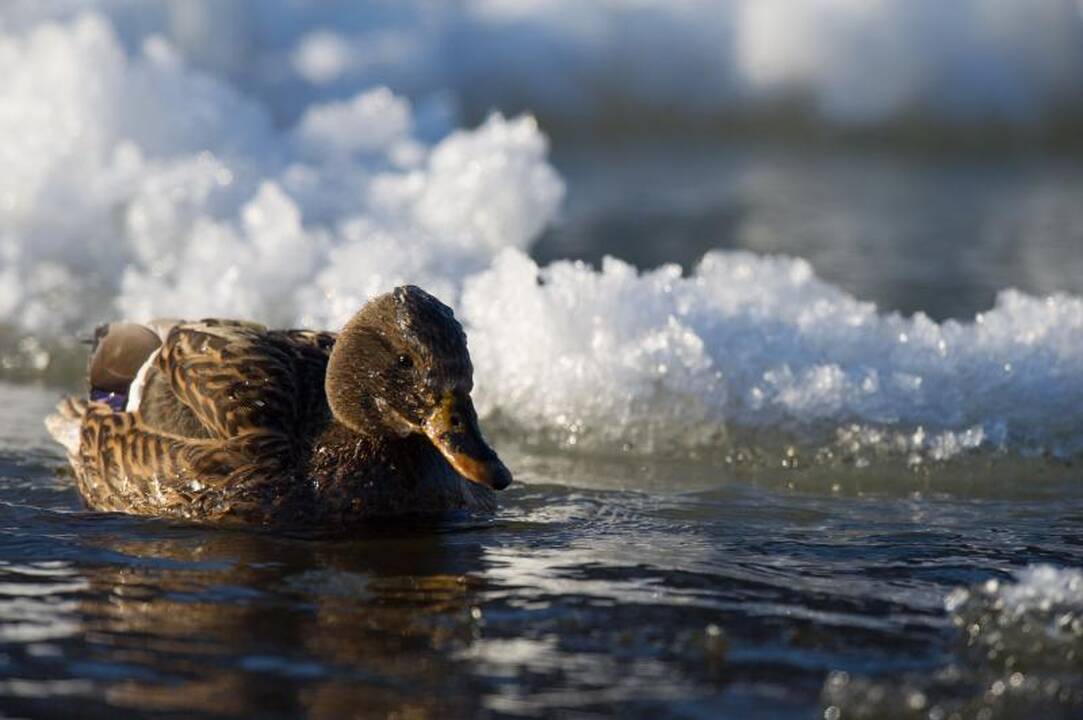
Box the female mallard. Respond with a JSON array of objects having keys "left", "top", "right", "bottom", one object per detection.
[{"left": 45, "top": 286, "right": 511, "bottom": 525}]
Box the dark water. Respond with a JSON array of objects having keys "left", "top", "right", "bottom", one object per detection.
[
  {"left": 538, "top": 140, "right": 1083, "bottom": 321},
  {"left": 4, "top": 142, "right": 1083, "bottom": 718},
  {"left": 2, "top": 383, "right": 1082, "bottom": 719}
]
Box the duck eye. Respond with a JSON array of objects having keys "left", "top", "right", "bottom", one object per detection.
[{"left": 397, "top": 354, "right": 413, "bottom": 369}]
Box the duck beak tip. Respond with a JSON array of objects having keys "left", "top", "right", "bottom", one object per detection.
[{"left": 423, "top": 393, "right": 512, "bottom": 491}]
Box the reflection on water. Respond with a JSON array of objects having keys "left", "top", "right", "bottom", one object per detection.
[
  {"left": 83, "top": 531, "right": 493, "bottom": 718},
  {"left": 2, "top": 385, "right": 1083, "bottom": 718},
  {"left": 538, "top": 140, "right": 1083, "bottom": 320}
]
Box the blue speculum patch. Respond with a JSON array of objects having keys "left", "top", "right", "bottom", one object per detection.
[{"left": 89, "top": 389, "right": 127, "bottom": 412}]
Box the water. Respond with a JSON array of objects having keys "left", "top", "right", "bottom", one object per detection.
[{"left": 2, "top": 380, "right": 1083, "bottom": 719}]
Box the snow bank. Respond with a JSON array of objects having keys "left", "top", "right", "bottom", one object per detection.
[
  {"left": 465, "top": 250, "right": 1083, "bottom": 456},
  {"left": 0, "top": 14, "right": 562, "bottom": 334}
]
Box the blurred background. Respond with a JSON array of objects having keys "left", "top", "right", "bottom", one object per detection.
[{"left": 12, "top": 0, "right": 1081, "bottom": 137}]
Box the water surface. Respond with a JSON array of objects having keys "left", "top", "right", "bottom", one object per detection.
[{"left": 2, "top": 383, "right": 1082, "bottom": 719}]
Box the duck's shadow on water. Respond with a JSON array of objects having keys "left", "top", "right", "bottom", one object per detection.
[{"left": 4, "top": 495, "right": 510, "bottom": 719}]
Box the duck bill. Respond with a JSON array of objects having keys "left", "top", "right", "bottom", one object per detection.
[{"left": 423, "top": 393, "right": 512, "bottom": 491}]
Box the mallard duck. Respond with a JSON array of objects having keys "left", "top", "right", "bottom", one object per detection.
[{"left": 44, "top": 286, "right": 511, "bottom": 525}]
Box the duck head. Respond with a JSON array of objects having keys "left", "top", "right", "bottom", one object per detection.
[{"left": 325, "top": 285, "right": 512, "bottom": 491}]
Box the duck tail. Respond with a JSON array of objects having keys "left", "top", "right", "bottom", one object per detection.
[{"left": 44, "top": 397, "right": 88, "bottom": 457}]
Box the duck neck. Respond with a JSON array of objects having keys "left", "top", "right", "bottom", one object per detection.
[
  {"left": 308, "top": 418, "right": 447, "bottom": 491},
  {"left": 308, "top": 419, "right": 390, "bottom": 479},
  {"left": 303, "top": 418, "right": 492, "bottom": 520}
]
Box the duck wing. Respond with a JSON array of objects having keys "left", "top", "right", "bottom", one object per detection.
[
  {"left": 153, "top": 320, "right": 293, "bottom": 438},
  {"left": 72, "top": 402, "right": 280, "bottom": 519},
  {"left": 62, "top": 320, "right": 337, "bottom": 521}
]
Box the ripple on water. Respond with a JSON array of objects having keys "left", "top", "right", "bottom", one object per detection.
[{"left": 0, "top": 383, "right": 1082, "bottom": 718}]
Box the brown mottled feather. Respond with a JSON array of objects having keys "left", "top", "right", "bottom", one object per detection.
[{"left": 80, "top": 321, "right": 333, "bottom": 522}]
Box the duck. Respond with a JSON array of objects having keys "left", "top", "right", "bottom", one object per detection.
[{"left": 44, "top": 285, "right": 512, "bottom": 526}]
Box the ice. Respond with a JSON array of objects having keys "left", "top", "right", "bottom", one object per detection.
[
  {"left": 821, "top": 566, "right": 1083, "bottom": 719},
  {"left": 0, "top": 13, "right": 275, "bottom": 331},
  {"left": 292, "top": 31, "right": 354, "bottom": 87},
  {"left": 0, "top": 14, "right": 562, "bottom": 333},
  {"left": 978, "top": 565, "right": 1083, "bottom": 617},
  {"left": 946, "top": 565, "right": 1083, "bottom": 671},
  {"left": 3, "top": 12, "right": 1083, "bottom": 461},
  {"left": 462, "top": 252, "right": 725, "bottom": 452},
  {"left": 465, "top": 250, "right": 1083, "bottom": 456},
  {"left": 946, "top": 565, "right": 1083, "bottom": 624},
  {"left": 292, "top": 88, "right": 413, "bottom": 160}
]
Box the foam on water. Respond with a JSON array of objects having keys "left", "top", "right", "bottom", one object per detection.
[{"left": 2, "top": 13, "right": 1083, "bottom": 462}]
